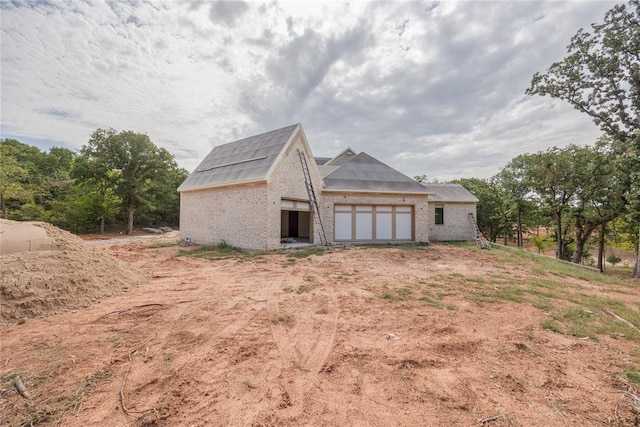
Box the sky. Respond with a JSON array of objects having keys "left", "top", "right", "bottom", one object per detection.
[{"left": 0, "top": 0, "right": 620, "bottom": 181}]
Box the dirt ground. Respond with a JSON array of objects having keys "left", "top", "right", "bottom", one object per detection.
[{"left": 1, "top": 235, "right": 639, "bottom": 426}]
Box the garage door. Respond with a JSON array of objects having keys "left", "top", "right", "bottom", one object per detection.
[{"left": 334, "top": 205, "right": 413, "bottom": 241}]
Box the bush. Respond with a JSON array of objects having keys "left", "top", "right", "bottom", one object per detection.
[{"left": 606, "top": 253, "right": 622, "bottom": 268}]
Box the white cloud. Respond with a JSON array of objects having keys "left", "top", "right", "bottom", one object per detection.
[{"left": 0, "top": 0, "right": 619, "bottom": 178}]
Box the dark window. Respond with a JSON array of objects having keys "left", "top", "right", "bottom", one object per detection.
[{"left": 435, "top": 206, "right": 444, "bottom": 225}]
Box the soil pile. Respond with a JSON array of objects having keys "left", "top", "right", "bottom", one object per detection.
[{"left": 0, "top": 220, "right": 147, "bottom": 324}]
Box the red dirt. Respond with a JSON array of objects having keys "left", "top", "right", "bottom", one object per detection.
[{"left": 1, "top": 237, "right": 639, "bottom": 426}]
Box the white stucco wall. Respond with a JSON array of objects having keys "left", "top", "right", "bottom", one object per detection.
[
  {"left": 428, "top": 202, "right": 477, "bottom": 242},
  {"left": 320, "top": 193, "right": 429, "bottom": 243}
]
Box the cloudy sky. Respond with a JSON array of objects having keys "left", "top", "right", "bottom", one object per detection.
[{"left": 1, "top": 0, "right": 619, "bottom": 181}]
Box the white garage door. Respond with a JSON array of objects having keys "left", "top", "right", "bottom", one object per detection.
[
  {"left": 335, "top": 205, "right": 352, "bottom": 240},
  {"left": 334, "top": 205, "right": 413, "bottom": 241},
  {"left": 396, "top": 206, "right": 412, "bottom": 239}
]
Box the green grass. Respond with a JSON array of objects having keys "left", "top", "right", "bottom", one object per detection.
[
  {"left": 552, "top": 307, "right": 594, "bottom": 338},
  {"left": 146, "top": 241, "right": 179, "bottom": 248},
  {"left": 379, "top": 291, "right": 396, "bottom": 300},
  {"left": 435, "top": 243, "right": 640, "bottom": 342},
  {"left": 295, "top": 285, "right": 312, "bottom": 294},
  {"left": 626, "top": 371, "right": 640, "bottom": 384},
  {"left": 541, "top": 319, "right": 562, "bottom": 333},
  {"left": 419, "top": 295, "right": 443, "bottom": 308},
  {"left": 176, "top": 241, "right": 249, "bottom": 260},
  {"left": 398, "top": 286, "right": 413, "bottom": 297},
  {"left": 531, "top": 297, "right": 553, "bottom": 311}
]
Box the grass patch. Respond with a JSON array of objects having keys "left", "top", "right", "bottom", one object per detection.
[
  {"left": 541, "top": 319, "right": 562, "bottom": 333},
  {"left": 398, "top": 287, "right": 413, "bottom": 297},
  {"left": 497, "top": 286, "right": 525, "bottom": 303},
  {"left": 552, "top": 307, "right": 594, "bottom": 338},
  {"left": 531, "top": 297, "right": 553, "bottom": 311},
  {"left": 626, "top": 371, "right": 640, "bottom": 384},
  {"left": 146, "top": 241, "right": 179, "bottom": 248},
  {"left": 296, "top": 285, "right": 312, "bottom": 294},
  {"left": 545, "top": 304, "right": 640, "bottom": 340},
  {"left": 419, "top": 295, "right": 443, "bottom": 308},
  {"left": 459, "top": 244, "right": 640, "bottom": 340},
  {"left": 176, "top": 241, "right": 249, "bottom": 260},
  {"left": 492, "top": 245, "right": 629, "bottom": 286},
  {"left": 378, "top": 285, "right": 419, "bottom": 301},
  {"left": 380, "top": 291, "right": 396, "bottom": 301}
]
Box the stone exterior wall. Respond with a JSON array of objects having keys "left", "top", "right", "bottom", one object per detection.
[
  {"left": 320, "top": 193, "right": 429, "bottom": 243},
  {"left": 179, "top": 129, "right": 323, "bottom": 250},
  {"left": 179, "top": 183, "right": 270, "bottom": 249},
  {"left": 428, "top": 202, "right": 477, "bottom": 242},
  {"left": 265, "top": 132, "right": 325, "bottom": 247}
]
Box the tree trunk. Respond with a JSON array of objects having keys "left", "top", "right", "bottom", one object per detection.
[
  {"left": 126, "top": 201, "right": 135, "bottom": 235},
  {"left": 1, "top": 196, "right": 7, "bottom": 219},
  {"left": 555, "top": 211, "right": 563, "bottom": 260},
  {"left": 571, "top": 217, "right": 585, "bottom": 264},
  {"left": 634, "top": 224, "right": 640, "bottom": 279},
  {"left": 517, "top": 209, "right": 523, "bottom": 249},
  {"left": 571, "top": 241, "right": 584, "bottom": 264},
  {"left": 597, "top": 222, "right": 606, "bottom": 273},
  {"left": 503, "top": 215, "right": 508, "bottom": 246},
  {"left": 99, "top": 216, "right": 105, "bottom": 234}
]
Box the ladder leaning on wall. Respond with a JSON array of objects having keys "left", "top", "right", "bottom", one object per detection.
[
  {"left": 297, "top": 149, "right": 329, "bottom": 248},
  {"left": 468, "top": 212, "right": 490, "bottom": 249}
]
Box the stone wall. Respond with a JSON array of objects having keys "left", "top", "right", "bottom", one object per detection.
[{"left": 428, "top": 202, "right": 476, "bottom": 242}]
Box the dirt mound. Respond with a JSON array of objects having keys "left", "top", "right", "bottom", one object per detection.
[{"left": 0, "top": 220, "right": 147, "bottom": 324}]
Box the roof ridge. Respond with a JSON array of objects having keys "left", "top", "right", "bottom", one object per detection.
[{"left": 213, "top": 123, "right": 299, "bottom": 149}]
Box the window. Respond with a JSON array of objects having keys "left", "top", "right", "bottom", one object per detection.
[{"left": 435, "top": 205, "right": 444, "bottom": 225}]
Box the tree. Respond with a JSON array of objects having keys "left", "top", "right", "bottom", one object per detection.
[
  {"left": 527, "top": 0, "right": 640, "bottom": 276},
  {"left": 0, "top": 142, "right": 29, "bottom": 218},
  {"left": 524, "top": 146, "right": 585, "bottom": 260},
  {"left": 138, "top": 166, "right": 188, "bottom": 227},
  {"left": 0, "top": 139, "right": 74, "bottom": 221},
  {"left": 496, "top": 155, "right": 533, "bottom": 249},
  {"left": 452, "top": 178, "right": 503, "bottom": 242},
  {"left": 569, "top": 140, "right": 626, "bottom": 269},
  {"left": 80, "top": 129, "right": 179, "bottom": 235}
]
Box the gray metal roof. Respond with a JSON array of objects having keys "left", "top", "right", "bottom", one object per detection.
[
  {"left": 421, "top": 183, "right": 479, "bottom": 203},
  {"left": 325, "top": 148, "right": 357, "bottom": 166},
  {"left": 178, "top": 124, "right": 299, "bottom": 191},
  {"left": 314, "top": 157, "right": 331, "bottom": 165},
  {"left": 318, "top": 165, "right": 340, "bottom": 178},
  {"left": 323, "top": 152, "right": 428, "bottom": 193}
]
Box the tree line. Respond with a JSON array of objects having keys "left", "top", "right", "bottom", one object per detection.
[
  {"left": 0, "top": 129, "right": 188, "bottom": 235},
  {"left": 457, "top": 0, "right": 640, "bottom": 278},
  {"left": 453, "top": 137, "right": 638, "bottom": 273}
]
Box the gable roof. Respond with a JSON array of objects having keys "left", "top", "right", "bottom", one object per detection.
[
  {"left": 178, "top": 124, "right": 300, "bottom": 192},
  {"left": 325, "top": 147, "right": 357, "bottom": 166},
  {"left": 323, "top": 152, "right": 427, "bottom": 194},
  {"left": 314, "top": 157, "right": 332, "bottom": 165},
  {"left": 421, "top": 183, "right": 479, "bottom": 203}
]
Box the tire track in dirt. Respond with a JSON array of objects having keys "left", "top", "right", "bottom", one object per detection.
[
  {"left": 88, "top": 264, "right": 278, "bottom": 425},
  {"left": 264, "top": 276, "right": 340, "bottom": 421}
]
